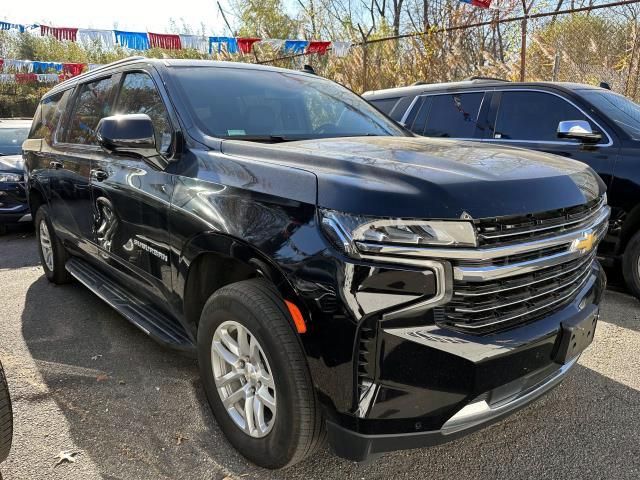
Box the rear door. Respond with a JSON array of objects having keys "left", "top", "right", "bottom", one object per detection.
[
  {"left": 47, "top": 77, "right": 116, "bottom": 253},
  {"left": 88, "top": 68, "right": 176, "bottom": 309},
  {"left": 402, "top": 91, "right": 490, "bottom": 139},
  {"left": 486, "top": 89, "right": 617, "bottom": 184}
]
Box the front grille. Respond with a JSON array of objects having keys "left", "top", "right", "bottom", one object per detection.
[
  {"left": 439, "top": 252, "right": 596, "bottom": 334},
  {"left": 475, "top": 196, "right": 605, "bottom": 247}
]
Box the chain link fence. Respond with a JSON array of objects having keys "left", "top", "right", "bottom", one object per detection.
[{"left": 263, "top": 1, "right": 640, "bottom": 100}]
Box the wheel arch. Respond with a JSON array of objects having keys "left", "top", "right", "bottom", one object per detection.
[
  {"left": 618, "top": 202, "right": 640, "bottom": 254},
  {"left": 27, "top": 179, "right": 48, "bottom": 217},
  {"left": 179, "top": 232, "right": 306, "bottom": 335}
]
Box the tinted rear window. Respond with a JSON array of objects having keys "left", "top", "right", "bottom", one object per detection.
[
  {"left": 369, "top": 97, "right": 400, "bottom": 115},
  {"left": 421, "top": 93, "right": 484, "bottom": 138},
  {"left": 29, "top": 90, "right": 71, "bottom": 144}
]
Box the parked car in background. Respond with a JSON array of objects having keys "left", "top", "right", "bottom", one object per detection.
[
  {"left": 364, "top": 80, "right": 640, "bottom": 298},
  {"left": 0, "top": 119, "right": 32, "bottom": 234},
  {"left": 24, "top": 58, "right": 607, "bottom": 467}
]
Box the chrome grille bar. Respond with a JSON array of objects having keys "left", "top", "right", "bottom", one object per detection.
[
  {"left": 449, "top": 258, "right": 593, "bottom": 314},
  {"left": 476, "top": 197, "right": 605, "bottom": 244},
  {"left": 445, "top": 267, "right": 593, "bottom": 330}
]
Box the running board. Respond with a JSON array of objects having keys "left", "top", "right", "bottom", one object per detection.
[{"left": 65, "top": 257, "right": 195, "bottom": 352}]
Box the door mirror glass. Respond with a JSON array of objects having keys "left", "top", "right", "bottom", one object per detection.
[
  {"left": 96, "top": 114, "right": 157, "bottom": 156},
  {"left": 557, "top": 120, "right": 602, "bottom": 144}
]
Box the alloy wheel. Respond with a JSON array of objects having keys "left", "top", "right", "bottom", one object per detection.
[
  {"left": 39, "top": 220, "right": 54, "bottom": 271},
  {"left": 211, "top": 321, "right": 277, "bottom": 438}
]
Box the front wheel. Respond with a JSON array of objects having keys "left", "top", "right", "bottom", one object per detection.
[
  {"left": 197, "top": 279, "right": 324, "bottom": 468},
  {"left": 622, "top": 230, "right": 640, "bottom": 299},
  {"left": 34, "top": 205, "right": 71, "bottom": 284}
]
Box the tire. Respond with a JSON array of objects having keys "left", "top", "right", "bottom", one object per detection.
[
  {"left": 0, "top": 361, "right": 13, "bottom": 464},
  {"left": 197, "top": 279, "right": 324, "bottom": 469},
  {"left": 622, "top": 230, "right": 640, "bottom": 299},
  {"left": 34, "top": 205, "right": 71, "bottom": 284},
  {"left": 0, "top": 224, "right": 7, "bottom": 236}
]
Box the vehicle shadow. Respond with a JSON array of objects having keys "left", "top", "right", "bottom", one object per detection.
[
  {"left": 600, "top": 288, "right": 640, "bottom": 333},
  {"left": 20, "top": 275, "right": 640, "bottom": 480}
]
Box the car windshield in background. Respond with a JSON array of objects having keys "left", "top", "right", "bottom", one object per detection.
[
  {"left": 170, "top": 67, "right": 406, "bottom": 141},
  {"left": 0, "top": 127, "right": 29, "bottom": 155},
  {"left": 579, "top": 90, "right": 640, "bottom": 140}
]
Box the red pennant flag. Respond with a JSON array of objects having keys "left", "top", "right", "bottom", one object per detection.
[
  {"left": 15, "top": 73, "right": 38, "bottom": 84},
  {"left": 237, "top": 38, "right": 261, "bottom": 54},
  {"left": 148, "top": 32, "right": 182, "bottom": 50},
  {"left": 471, "top": 0, "right": 492, "bottom": 8},
  {"left": 306, "top": 41, "right": 331, "bottom": 55},
  {"left": 40, "top": 25, "right": 78, "bottom": 41},
  {"left": 61, "top": 63, "right": 85, "bottom": 78}
]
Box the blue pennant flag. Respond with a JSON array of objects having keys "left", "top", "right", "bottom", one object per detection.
[
  {"left": 114, "top": 30, "right": 150, "bottom": 50},
  {"left": 209, "top": 36, "right": 238, "bottom": 54},
  {"left": 0, "top": 21, "right": 25, "bottom": 33},
  {"left": 283, "top": 40, "right": 309, "bottom": 54}
]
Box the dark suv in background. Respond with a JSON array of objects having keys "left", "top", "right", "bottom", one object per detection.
[
  {"left": 0, "top": 118, "right": 32, "bottom": 234},
  {"left": 365, "top": 80, "right": 640, "bottom": 298},
  {"left": 24, "top": 59, "right": 608, "bottom": 467}
]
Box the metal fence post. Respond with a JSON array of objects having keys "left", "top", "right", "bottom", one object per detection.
[{"left": 520, "top": 15, "right": 528, "bottom": 82}]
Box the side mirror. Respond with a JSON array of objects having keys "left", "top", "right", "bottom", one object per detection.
[
  {"left": 557, "top": 120, "right": 602, "bottom": 144},
  {"left": 96, "top": 114, "right": 157, "bottom": 157}
]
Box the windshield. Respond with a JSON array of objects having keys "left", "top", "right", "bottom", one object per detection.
[
  {"left": 170, "top": 66, "right": 406, "bottom": 141},
  {"left": 0, "top": 127, "right": 29, "bottom": 155},
  {"left": 579, "top": 90, "right": 640, "bottom": 140}
]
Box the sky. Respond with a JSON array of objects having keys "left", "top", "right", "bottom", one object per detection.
[{"left": 2, "top": 0, "right": 232, "bottom": 36}]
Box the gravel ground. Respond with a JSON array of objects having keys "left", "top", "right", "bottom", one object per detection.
[{"left": 0, "top": 229, "right": 639, "bottom": 480}]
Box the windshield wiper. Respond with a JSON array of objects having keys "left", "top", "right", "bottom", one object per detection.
[{"left": 225, "top": 135, "right": 300, "bottom": 143}]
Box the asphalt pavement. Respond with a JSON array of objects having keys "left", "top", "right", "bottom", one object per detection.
[{"left": 0, "top": 229, "right": 639, "bottom": 480}]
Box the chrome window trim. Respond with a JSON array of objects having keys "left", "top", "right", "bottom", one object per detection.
[
  {"left": 489, "top": 88, "right": 613, "bottom": 147},
  {"left": 356, "top": 204, "right": 610, "bottom": 262}
]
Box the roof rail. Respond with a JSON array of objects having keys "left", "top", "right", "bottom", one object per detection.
[
  {"left": 411, "top": 81, "right": 428, "bottom": 86},
  {"left": 56, "top": 56, "right": 148, "bottom": 89},
  {"left": 466, "top": 76, "right": 510, "bottom": 82}
]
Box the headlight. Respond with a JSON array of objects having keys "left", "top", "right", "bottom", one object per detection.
[
  {"left": 0, "top": 173, "right": 22, "bottom": 183},
  {"left": 321, "top": 209, "right": 477, "bottom": 256}
]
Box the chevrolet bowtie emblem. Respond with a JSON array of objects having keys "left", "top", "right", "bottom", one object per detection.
[{"left": 572, "top": 231, "right": 597, "bottom": 254}]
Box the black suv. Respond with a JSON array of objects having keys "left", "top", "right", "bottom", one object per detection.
[
  {"left": 364, "top": 79, "right": 640, "bottom": 297},
  {"left": 24, "top": 58, "right": 608, "bottom": 468}
]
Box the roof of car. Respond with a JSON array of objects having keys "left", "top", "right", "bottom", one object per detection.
[
  {"left": 48, "top": 56, "right": 317, "bottom": 97},
  {"left": 362, "top": 80, "right": 604, "bottom": 99},
  {"left": 0, "top": 118, "right": 32, "bottom": 128}
]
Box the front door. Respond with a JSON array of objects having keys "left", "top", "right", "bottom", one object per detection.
[
  {"left": 485, "top": 90, "right": 617, "bottom": 188},
  {"left": 89, "top": 69, "right": 176, "bottom": 310}
]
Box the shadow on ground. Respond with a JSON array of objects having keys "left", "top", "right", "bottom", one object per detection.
[{"left": 19, "top": 273, "right": 640, "bottom": 480}]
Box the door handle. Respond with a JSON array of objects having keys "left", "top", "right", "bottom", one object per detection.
[
  {"left": 91, "top": 169, "right": 109, "bottom": 182},
  {"left": 49, "top": 160, "right": 63, "bottom": 169}
]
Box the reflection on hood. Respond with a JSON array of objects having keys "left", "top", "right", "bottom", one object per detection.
[{"left": 0, "top": 155, "right": 24, "bottom": 173}]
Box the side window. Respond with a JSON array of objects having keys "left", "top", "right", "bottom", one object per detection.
[
  {"left": 423, "top": 93, "right": 484, "bottom": 138},
  {"left": 115, "top": 72, "right": 172, "bottom": 154},
  {"left": 66, "top": 77, "right": 114, "bottom": 145},
  {"left": 493, "top": 91, "right": 595, "bottom": 142},
  {"left": 29, "top": 90, "right": 71, "bottom": 144},
  {"left": 369, "top": 97, "right": 400, "bottom": 116}
]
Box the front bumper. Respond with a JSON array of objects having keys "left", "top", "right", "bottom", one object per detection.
[
  {"left": 325, "top": 261, "right": 605, "bottom": 461},
  {"left": 0, "top": 181, "right": 30, "bottom": 225}
]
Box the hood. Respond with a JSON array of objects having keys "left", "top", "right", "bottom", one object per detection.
[
  {"left": 0, "top": 155, "right": 24, "bottom": 174},
  {"left": 220, "top": 136, "right": 605, "bottom": 219}
]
